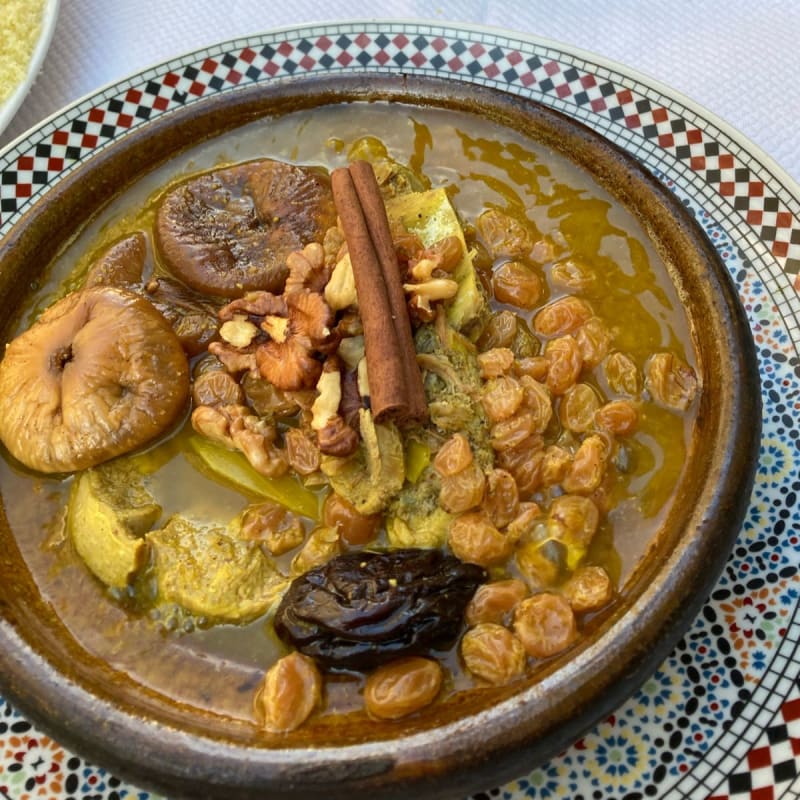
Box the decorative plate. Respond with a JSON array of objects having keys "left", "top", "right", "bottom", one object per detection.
[
  {"left": 0, "top": 0, "right": 60, "bottom": 137},
  {"left": 0, "top": 19, "right": 798, "bottom": 800}
]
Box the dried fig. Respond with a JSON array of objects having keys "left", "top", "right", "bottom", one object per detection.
[
  {"left": 0, "top": 286, "right": 189, "bottom": 473},
  {"left": 155, "top": 159, "right": 336, "bottom": 297}
]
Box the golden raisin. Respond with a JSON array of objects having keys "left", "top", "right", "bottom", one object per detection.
[
  {"left": 514, "top": 356, "right": 549, "bottom": 382},
  {"left": 492, "top": 260, "right": 543, "bottom": 309},
  {"left": 562, "top": 434, "right": 608, "bottom": 495},
  {"left": 575, "top": 317, "right": 612, "bottom": 368},
  {"left": 518, "top": 375, "right": 553, "bottom": 433},
  {"left": 550, "top": 257, "right": 596, "bottom": 291},
  {"left": 477, "top": 347, "right": 515, "bottom": 379},
  {"left": 290, "top": 526, "right": 342, "bottom": 575},
  {"left": 192, "top": 370, "right": 245, "bottom": 407},
  {"left": 559, "top": 383, "right": 601, "bottom": 433},
  {"left": 323, "top": 492, "right": 381, "bottom": 546},
  {"left": 284, "top": 427, "right": 321, "bottom": 476},
  {"left": 545, "top": 335, "right": 584, "bottom": 396},
  {"left": 440, "top": 462, "right": 487, "bottom": 514},
  {"left": 239, "top": 501, "right": 306, "bottom": 556},
  {"left": 505, "top": 502, "right": 543, "bottom": 542},
  {"left": 364, "top": 657, "right": 443, "bottom": 720},
  {"left": 534, "top": 296, "right": 593, "bottom": 337},
  {"left": 513, "top": 592, "right": 577, "bottom": 658},
  {"left": 433, "top": 432, "right": 474, "bottom": 477},
  {"left": 476, "top": 208, "right": 534, "bottom": 259},
  {"left": 255, "top": 652, "right": 322, "bottom": 732},
  {"left": 547, "top": 494, "right": 600, "bottom": 549},
  {"left": 594, "top": 399, "right": 639, "bottom": 436},
  {"left": 482, "top": 375, "right": 524, "bottom": 422},
  {"left": 490, "top": 411, "right": 538, "bottom": 452},
  {"left": 561, "top": 565, "right": 614, "bottom": 613},
  {"left": 482, "top": 468, "right": 520, "bottom": 528},
  {"left": 540, "top": 445, "right": 572, "bottom": 487},
  {"left": 449, "top": 511, "right": 513, "bottom": 567},
  {"left": 477, "top": 310, "right": 518, "bottom": 350},
  {"left": 461, "top": 623, "right": 527, "bottom": 685},
  {"left": 645, "top": 352, "right": 699, "bottom": 411},
  {"left": 425, "top": 234, "right": 463, "bottom": 273},
  {"left": 466, "top": 579, "right": 529, "bottom": 626},
  {"left": 515, "top": 541, "right": 564, "bottom": 589},
  {"left": 497, "top": 436, "right": 545, "bottom": 495},
  {"left": 604, "top": 351, "right": 642, "bottom": 396}
]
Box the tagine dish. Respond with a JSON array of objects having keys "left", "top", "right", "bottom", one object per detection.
[{"left": 0, "top": 63, "right": 764, "bottom": 799}]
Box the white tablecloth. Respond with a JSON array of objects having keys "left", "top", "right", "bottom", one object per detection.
[{"left": 2, "top": 0, "right": 799, "bottom": 185}]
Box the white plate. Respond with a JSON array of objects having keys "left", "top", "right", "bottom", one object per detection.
[
  {"left": 0, "top": 19, "right": 798, "bottom": 800},
  {"left": 0, "top": 0, "right": 60, "bottom": 136}
]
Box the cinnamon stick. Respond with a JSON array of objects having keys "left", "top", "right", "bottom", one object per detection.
[
  {"left": 331, "top": 162, "right": 427, "bottom": 424},
  {"left": 349, "top": 160, "right": 428, "bottom": 422}
]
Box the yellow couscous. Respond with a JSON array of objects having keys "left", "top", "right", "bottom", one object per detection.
[{"left": 0, "top": 0, "right": 47, "bottom": 105}]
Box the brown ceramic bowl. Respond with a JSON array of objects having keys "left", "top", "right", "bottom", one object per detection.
[{"left": 0, "top": 74, "right": 760, "bottom": 799}]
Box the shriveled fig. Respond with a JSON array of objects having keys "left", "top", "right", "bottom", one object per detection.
[
  {"left": 84, "top": 231, "right": 147, "bottom": 288},
  {"left": 154, "top": 159, "right": 337, "bottom": 297},
  {"left": 0, "top": 286, "right": 189, "bottom": 473},
  {"left": 84, "top": 232, "right": 222, "bottom": 355}
]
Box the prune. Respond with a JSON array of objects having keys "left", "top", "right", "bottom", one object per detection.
[{"left": 274, "top": 549, "right": 487, "bottom": 670}]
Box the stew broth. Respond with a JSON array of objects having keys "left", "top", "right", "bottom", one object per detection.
[{"left": 0, "top": 101, "right": 697, "bottom": 729}]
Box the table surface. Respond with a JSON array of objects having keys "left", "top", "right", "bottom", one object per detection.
[{"left": 1, "top": 4, "right": 799, "bottom": 800}]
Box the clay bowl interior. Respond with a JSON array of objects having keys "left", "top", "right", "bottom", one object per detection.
[{"left": 0, "top": 74, "right": 761, "bottom": 800}]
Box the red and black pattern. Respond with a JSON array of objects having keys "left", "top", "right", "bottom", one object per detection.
[{"left": 1, "top": 26, "right": 799, "bottom": 284}]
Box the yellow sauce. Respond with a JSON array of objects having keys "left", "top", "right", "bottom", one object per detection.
[{"left": 0, "top": 101, "right": 697, "bottom": 725}]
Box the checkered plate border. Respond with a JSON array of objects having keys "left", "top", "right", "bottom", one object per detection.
[{"left": 1, "top": 20, "right": 798, "bottom": 800}]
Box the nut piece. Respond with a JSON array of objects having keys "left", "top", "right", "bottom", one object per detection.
[
  {"left": 364, "top": 657, "right": 443, "bottom": 720},
  {"left": 461, "top": 623, "right": 527, "bottom": 685},
  {"left": 513, "top": 592, "right": 577, "bottom": 659},
  {"left": 255, "top": 652, "right": 322, "bottom": 733}
]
